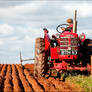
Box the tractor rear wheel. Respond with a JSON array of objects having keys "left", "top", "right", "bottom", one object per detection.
[
  {"left": 34, "top": 37, "right": 47, "bottom": 78},
  {"left": 82, "top": 39, "right": 92, "bottom": 75}
]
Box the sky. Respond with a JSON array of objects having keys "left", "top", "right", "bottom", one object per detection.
[{"left": 0, "top": 0, "right": 92, "bottom": 64}]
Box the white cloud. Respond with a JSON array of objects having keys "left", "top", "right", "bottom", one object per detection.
[
  {"left": 0, "top": 1, "right": 66, "bottom": 26},
  {"left": 10, "top": 45, "right": 22, "bottom": 51},
  {"left": 24, "top": 35, "right": 32, "bottom": 41},
  {"left": 0, "top": 24, "right": 14, "bottom": 35},
  {"left": 0, "top": 1, "right": 47, "bottom": 21},
  {"left": 0, "top": 39, "right": 4, "bottom": 46},
  {"left": 63, "top": 3, "right": 92, "bottom": 18}
]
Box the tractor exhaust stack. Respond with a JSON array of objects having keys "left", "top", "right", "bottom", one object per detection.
[{"left": 73, "top": 10, "right": 77, "bottom": 33}]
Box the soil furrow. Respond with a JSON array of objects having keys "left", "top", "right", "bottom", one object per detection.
[
  {"left": 0, "top": 64, "right": 3, "bottom": 72},
  {"left": 38, "top": 77, "right": 57, "bottom": 91},
  {"left": 12, "top": 64, "right": 24, "bottom": 92},
  {"left": 3, "top": 64, "right": 13, "bottom": 92},
  {"left": 0, "top": 64, "right": 7, "bottom": 92},
  {"left": 16, "top": 64, "right": 33, "bottom": 92},
  {"left": 24, "top": 69, "right": 44, "bottom": 92}
]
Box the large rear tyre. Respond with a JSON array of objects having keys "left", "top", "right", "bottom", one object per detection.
[
  {"left": 34, "top": 37, "right": 47, "bottom": 78},
  {"left": 82, "top": 39, "right": 92, "bottom": 75}
]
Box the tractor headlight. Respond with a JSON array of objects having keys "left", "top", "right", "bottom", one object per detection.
[
  {"left": 61, "top": 50, "right": 65, "bottom": 55},
  {"left": 72, "top": 51, "right": 77, "bottom": 55},
  {"left": 79, "top": 33, "right": 85, "bottom": 42},
  {"left": 68, "top": 47, "right": 71, "bottom": 50},
  {"left": 80, "top": 35, "right": 84, "bottom": 39}
]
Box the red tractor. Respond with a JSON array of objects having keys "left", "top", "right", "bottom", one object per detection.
[{"left": 34, "top": 10, "right": 91, "bottom": 78}]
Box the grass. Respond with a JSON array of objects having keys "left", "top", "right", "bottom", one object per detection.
[{"left": 66, "top": 75, "right": 92, "bottom": 92}]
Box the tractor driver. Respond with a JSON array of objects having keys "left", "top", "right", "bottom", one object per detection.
[{"left": 61, "top": 18, "right": 73, "bottom": 33}]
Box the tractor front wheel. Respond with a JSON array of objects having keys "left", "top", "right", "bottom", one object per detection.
[{"left": 34, "top": 37, "right": 47, "bottom": 78}]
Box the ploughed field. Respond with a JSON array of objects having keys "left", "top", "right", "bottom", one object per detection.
[{"left": 0, "top": 64, "right": 82, "bottom": 92}]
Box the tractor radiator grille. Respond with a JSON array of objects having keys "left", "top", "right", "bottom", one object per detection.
[
  {"left": 60, "top": 38, "right": 68, "bottom": 41},
  {"left": 60, "top": 37, "right": 79, "bottom": 50},
  {"left": 71, "top": 38, "right": 79, "bottom": 46},
  {"left": 60, "top": 38, "right": 69, "bottom": 46}
]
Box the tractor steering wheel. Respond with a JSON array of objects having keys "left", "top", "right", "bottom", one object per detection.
[{"left": 56, "top": 24, "right": 69, "bottom": 33}]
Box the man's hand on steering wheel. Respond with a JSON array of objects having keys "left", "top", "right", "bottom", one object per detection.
[
  {"left": 56, "top": 24, "right": 69, "bottom": 33},
  {"left": 61, "top": 27, "right": 66, "bottom": 31}
]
